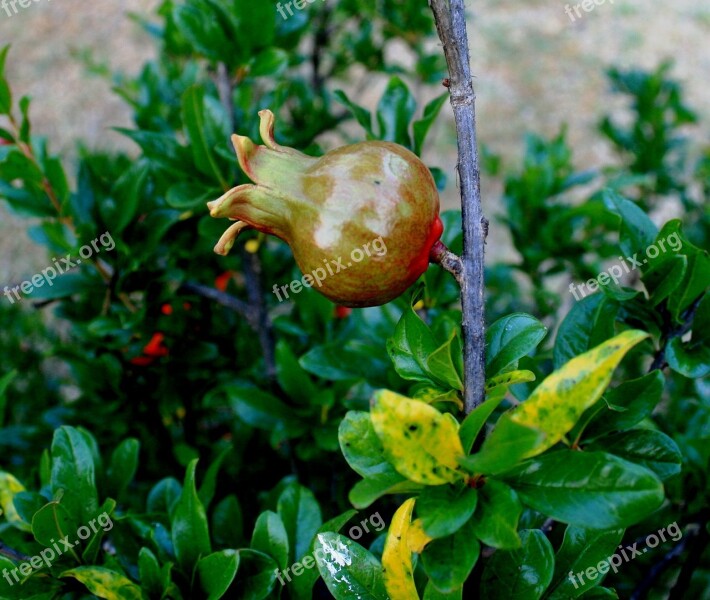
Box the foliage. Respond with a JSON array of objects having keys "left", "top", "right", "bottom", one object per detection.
[{"left": 0, "top": 1, "right": 708, "bottom": 598}]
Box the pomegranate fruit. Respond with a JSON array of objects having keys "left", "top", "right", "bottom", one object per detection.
[{"left": 208, "top": 110, "right": 443, "bottom": 307}]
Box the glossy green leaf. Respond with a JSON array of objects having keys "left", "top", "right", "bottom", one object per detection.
[
  {"left": 232, "top": 549, "right": 277, "bottom": 600},
  {"left": 138, "top": 547, "right": 163, "bottom": 599},
  {"left": 547, "top": 526, "right": 624, "bottom": 599},
  {"left": 334, "top": 89, "right": 375, "bottom": 137},
  {"left": 277, "top": 482, "right": 322, "bottom": 563},
  {"left": 314, "top": 532, "right": 388, "bottom": 599},
  {"left": 459, "top": 394, "right": 508, "bottom": 454},
  {"left": 586, "top": 429, "right": 682, "bottom": 481},
  {"left": 339, "top": 411, "right": 394, "bottom": 478},
  {"left": 417, "top": 483, "right": 477, "bottom": 539},
  {"left": 251, "top": 510, "right": 289, "bottom": 571},
  {"left": 502, "top": 451, "right": 664, "bottom": 528},
  {"left": 275, "top": 339, "right": 316, "bottom": 403},
  {"left": 171, "top": 459, "right": 211, "bottom": 572},
  {"left": 422, "top": 519, "right": 479, "bottom": 593},
  {"left": 583, "top": 371, "right": 664, "bottom": 439},
  {"left": 481, "top": 529, "right": 554, "bottom": 600},
  {"left": 225, "top": 384, "right": 299, "bottom": 431},
  {"left": 377, "top": 76, "right": 416, "bottom": 146},
  {"left": 197, "top": 550, "right": 240, "bottom": 600},
  {"left": 182, "top": 85, "right": 226, "bottom": 187},
  {"left": 486, "top": 313, "right": 547, "bottom": 377},
  {"left": 603, "top": 190, "right": 658, "bottom": 259},
  {"left": 349, "top": 472, "right": 422, "bottom": 509},
  {"left": 387, "top": 305, "right": 441, "bottom": 385},
  {"left": 106, "top": 439, "right": 139, "bottom": 500},
  {"left": 470, "top": 480, "right": 522, "bottom": 550},
  {"left": 50, "top": 426, "right": 99, "bottom": 524},
  {"left": 643, "top": 254, "right": 688, "bottom": 305},
  {"left": 554, "top": 295, "right": 620, "bottom": 368},
  {"left": 413, "top": 93, "right": 449, "bottom": 155}
]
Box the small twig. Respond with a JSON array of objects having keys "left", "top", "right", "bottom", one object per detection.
[
  {"left": 0, "top": 540, "right": 30, "bottom": 563},
  {"left": 180, "top": 281, "right": 252, "bottom": 323},
  {"left": 429, "top": 0, "right": 487, "bottom": 413},
  {"left": 649, "top": 294, "right": 704, "bottom": 373}
]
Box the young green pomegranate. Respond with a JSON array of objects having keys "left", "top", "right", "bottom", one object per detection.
[{"left": 208, "top": 110, "right": 443, "bottom": 307}]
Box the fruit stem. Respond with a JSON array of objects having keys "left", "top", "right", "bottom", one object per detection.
[{"left": 429, "top": 240, "right": 464, "bottom": 286}]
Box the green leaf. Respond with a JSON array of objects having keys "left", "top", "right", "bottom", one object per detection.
[
  {"left": 422, "top": 519, "right": 479, "bottom": 593},
  {"left": 0, "top": 46, "right": 11, "bottom": 115},
  {"left": 348, "top": 472, "right": 422, "bottom": 509},
  {"left": 277, "top": 482, "right": 322, "bottom": 563},
  {"left": 470, "top": 480, "right": 522, "bottom": 550},
  {"left": 583, "top": 371, "right": 664, "bottom": 439},
  {"left": 212, "top": 494, "right": 244, "bottom": 548},
  {"left": 225, "top": 384, "right": 300, "bottom": 431},
  {"left": 314, "top": 532, "right": 388, "bottom": 599},
  {"left": 0, "top": 370, "right": 15, "bottom": 428},
  {"left": 486, "top": 313, "right": 547, "bottom": 377},
  {"left": 417, "top": 483, "right": 477, "bottom": 539},
  {"left": 586, "top": 430, "right": 682, "bottom": 481},
  {"left": 182, "top": 85, "right": 227, "bottom": 187},
  {"left": 232, "top": 549, "right": 277, "bottom": 600},
  {"left": 251, "top": 510, "right": 290, "bottom": 571},
  {"left": 138, "top": 547, "right": 164, "bottom": 598},
  {"left": 103, "top": 162, "right": 148, "bottom": 233},
  {"left": 666, "top": 293, "right": 710, "bottom": 377},
  {"left": 547, "top": 526, "right": 624, "bottom": 599},
  {"left": 147, "top": 477, "right": 181, "bottom": 517},
  {"left": 481, "top": 529, "right": 554, "bottom": 600},
  {"left": 413, "top": 93, "right": 449, "bottom": 155},
  {"left": 171, "top": 459, "right": 211, "bottom": 572},
  {"left": 197, "top": 550, "right": 240, "bottom": 600},
  {"left": 105, "top": 439, "right": 139, "bottom": 499},
  {"left": 61, "top": 566, "right": 142, "bottom": 600},
  {"left": 371, "top": 390, "right": 466, "bottom": 485},
  {"left": 424, "top": 582, "right": 463, "bottom": 599},
  {"left": 387, "top": 305, "right": 441, "bottom": 385},
  {"left": 459, "top": 394, "right": 508, "bottom": 453},
  {"left": 459, "top": 418, "right": 545, "bottom": 476},
  {"left": 603, "top": 189, "right": 658, "bottom": 259},
  {"left": 334, "top": 89, "right": 374, "bottom": 137},
  {"left": 197, "top": 445, "right": 231, "bottom": 511},
  {"left": 339, "top": 411, "right": 395, "bottom": 478},
  {"left": 166, "top": 181, "right": 218, "bottom": 210},
  {"left": 50, "top": 426, "right": 99, "bottom": 524},
  {"left": 554, "top": 295, "right": 619, "bottom": 368},
  {"left": 643, "top": 254, "right": 688, "bottom": 306},
  {"left": 377, "top": 76, "right": 416, "bottom": 146},
  {"left": 275, "top": 340, "right": 316, "bottom": 403},
  {"left": 250, "top": 47, "right": 289, "bottom": 77},
  {"left": 289, "top": 510, "right": 359, "bottom": 600},
  {"left": 427, "top": 331, "right": 464, "bottom": 391},
  {"left": 502, "top": 451, "right": 664, "bottom": 529}
]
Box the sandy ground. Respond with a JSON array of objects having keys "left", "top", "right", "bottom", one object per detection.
[{"left": 1, "top": 0, "right": 708, "bottom": 284}]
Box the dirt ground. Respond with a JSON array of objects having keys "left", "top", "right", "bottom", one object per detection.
[{"left": 1, "top": 0, "right": 708, "bottom": 283}]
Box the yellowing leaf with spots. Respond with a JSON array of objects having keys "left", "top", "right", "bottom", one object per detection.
[
  {"left": 407, "top": 518, "right": 434, "bottom": 553},
  {"left": 0, "top": 472, "right": 29, "bottom": 531},
  {"left": 383, "top": 498, "right": 419, "bottom": 600},
  {"left": 371, "top": 390, "right": 465, "bottom": 485},
  {"left": 61, "top": 567, "right": 143, "bottom": 600},
  {"left": 509, "top": 329, "right": 650, "bottom": 456}
]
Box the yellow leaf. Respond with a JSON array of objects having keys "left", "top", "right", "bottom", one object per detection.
[
  {"left": 509, "top": 329, "right": 650, "bottom": 456},
  {"left": 371, "top": 390, "right": 465, "bottom": 485},
  {"left": 0, "top": 472, "right": 29, "bottom": 531},
  {"left": 407, "top": 518, "right": 433, "bottom": 553},
  {"left": 485, "top": 369, "right": 536, "bottom": 391},
  {"left": 383, "top": 498, "right": 419, "bottom": 600}
]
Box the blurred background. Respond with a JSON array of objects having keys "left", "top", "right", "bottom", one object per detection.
[{"left": 2, "top": 0, "right": 709, "bottom": 282}]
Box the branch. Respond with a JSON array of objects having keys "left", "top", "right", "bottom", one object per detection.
[
  {"left": 429, "top": 0, "right": 487, "bottom": 412},
  {"left": 215, "top": 63, "right": 277, "bottom": 379}
]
